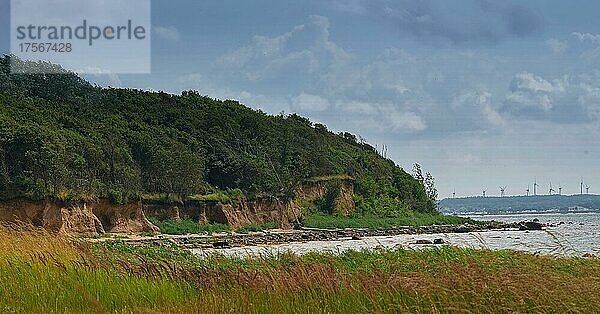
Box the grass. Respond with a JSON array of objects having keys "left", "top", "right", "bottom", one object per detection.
[
  {"left": 148, "top": 218, "right": 230, "bottom": 235},
  {"left": 187, "top": 192, "right": 232, "bottom": 203},
  {"left": 1, "top": 226, "right": 600, "bottom": 312},
  {"left": 303, "top": 212, "right": 474, "bottom": 229}
]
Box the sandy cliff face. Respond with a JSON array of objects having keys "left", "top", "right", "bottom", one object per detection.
[
  {"left": 0, "top": 199, "right": 158, "bottom": 234},
  {"left": 92, "top": 200, "right": 159, "bottom": 234},
  {"left": 143, "top": 180, "right": 354, "bottom": 229},
  {"left": 218, "top": 198, "right": 302, "bottom": 229},
  {"left": 144, "top": 198, "right": 303, "bottom": 229}
]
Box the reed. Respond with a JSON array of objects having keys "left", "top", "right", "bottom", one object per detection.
[{"left": 1, "top": 226, "right": 599, "bottom": 313}]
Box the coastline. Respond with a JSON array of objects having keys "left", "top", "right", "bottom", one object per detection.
[{"left": 94, "top": 221, "right": 534, "bottom": 249}]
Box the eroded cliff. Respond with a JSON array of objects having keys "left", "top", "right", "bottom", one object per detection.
[
  {"left": 143, "top": 197, "right": 302, "bottom": 230},
  {"left": 0, "top": 199, "right": 158, "bottom": 235}
]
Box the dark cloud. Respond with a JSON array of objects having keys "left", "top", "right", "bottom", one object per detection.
[
  {"left": 364, "top": 0, "right": 542, "bottom": 44},
  {"left": 503, "top": 5, "right": 542, "bottom": 37}
]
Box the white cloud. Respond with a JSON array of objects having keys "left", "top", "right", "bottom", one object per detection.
[
  {"left": 154, "top": 26, "right": 181, "bottom": 41},
  {"left": 510, "top": 72, "right": 557, "bottom": 94},
  {"left": 343, "top": 101, "right": 378, "bottom": 115},
  {"left": 451, "top": 91, "right": 504, "bottom": 129},
  {"left": 572, "top": 32, "right": 600, "bottom": 45},
  {"left": 501, "top": 72, "right": 600, "bottom": 123},
  {"left": 385, "top": 109, "right": 427, "bottom": 131},
  {"left": 545, "top": 39, "right": 567, "bottom": 54},
  {"left": 339, "top": 101, "right": 426, "bottom": 132},
  {"left": 291, "top": 93, "right": 331, "bottom": 112},
  {"left": 216, "top": 15, "right": 351, "bottom": 83}
]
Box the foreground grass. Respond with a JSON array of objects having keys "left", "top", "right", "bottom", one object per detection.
[
  {"left": 1, "top": 227, "right": 599, "bottom": 313},
  {"left": 303, "top": 212, "right": 474, "bottom": 229}
]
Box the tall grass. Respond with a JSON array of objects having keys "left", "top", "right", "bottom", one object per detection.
[
  {"left": 1, "top": 226, "right": 599, "bottom": 312},
  {"left": 0, "top": 227, "right": 197, "bottom": 313}
]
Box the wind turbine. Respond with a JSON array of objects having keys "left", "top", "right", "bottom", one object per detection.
[
  {"left": 581, "top": 178, "right": 584, "bottom": 195},
  {"left": 558, "top": 184, "right": 562, "bottom": 195},
  {"left": 452, "top": 189, "right": 456, "bottom": 198},
  {"left": 482, "top": 189, "right": 487, "bottom": 198},
  {"left": 533, "top": 177, "right": 539, "bottom": 196},
  {"left": 586, "top": 184, "right": 590, "bottom": 194},
  {"left": 500, "top": 186, "right": 507, "bottom": 197},
  {"left": 549, "top": 182, "right": 555, "bottom": 195},
  {"left": 526, "top": 186, "right": 530, "bottom": 196}
]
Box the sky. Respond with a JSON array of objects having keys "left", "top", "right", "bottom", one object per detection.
[{"left": 1, "top": 0, "right": 600, "bottom": 198}]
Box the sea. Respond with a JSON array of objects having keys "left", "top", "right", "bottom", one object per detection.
[{"left": 192, "top": 212, "right": 600, "bottom": 258}]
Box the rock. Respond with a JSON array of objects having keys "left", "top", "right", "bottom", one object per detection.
[
  {"left": 415, "top": 239, "right": 433, "bottom": 245},
  {"left": 454, "top": 225, "right": 474, "bottom": 233},
  {"left": 212, "top": 241, "right": 230, "bottom": 248},
  {"left": 582, "top": 253, "right": 595, "bottom": 258},
  {"left": 519, "top": 221, "right": 543, "bottom": 231},
  {"left": 351, "top": 235, "right": 362, "bottom": 240},
  {"left": 433, "top": 238, "right": 445, "bottom": 244}
]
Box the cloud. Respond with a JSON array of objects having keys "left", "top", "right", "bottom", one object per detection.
[
  {"left": 510, "top": 73, "right": 558, "bottom": 94},
  {"left": 448, "top": 91, "right": 504, "bottom": 131},
  {"left": 502, "top": 4, "right": 541, "bottom": 37},
  {"left": 500, "top": 72, "right": 599, "bottom": 123},
  {"left": 545, "top": 39, "right": 567, "bottom": 54},
  {"left": 384, "top": 109, "right": 427, "bottom": 131},
  {"left": 154, "top": 26, "right": 181, "bottom": 41},
  {"left": 83, "top": 72, "right": 122, "bottom": 87},
  {"left": 217, "top": 15, "right": 351, "bottom": 83},
  {"left": 363, "top": 0, "right": 541, "bottom": 44},
  {"left": 572, "top": 32, "right": 600, "bottom": 45},
  {"left": 291, "top": 93, "right": 331, "bottom": 112},
  {"left": 331, "top": 0, "right": 365, "bottom": 14},
  {"left": 337, "top": 101, "right": 426, "bottom": 132}
]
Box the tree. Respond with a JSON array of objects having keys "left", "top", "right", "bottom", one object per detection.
[
  {"left": 424, "top": 172, "right": 438, "bottom": 202},
  {"left": 412, "top": 163, "right": 424, "bottom": 184}
]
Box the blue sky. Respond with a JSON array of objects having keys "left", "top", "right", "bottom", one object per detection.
[{"left": 2, "top": 0, "right": 600, "bottom": 198}]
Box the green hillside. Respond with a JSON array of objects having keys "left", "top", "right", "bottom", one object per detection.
[{"left": 0, "top": 56, "right": 435, "bottom": 216}]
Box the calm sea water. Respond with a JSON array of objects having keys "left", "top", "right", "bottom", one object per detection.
[{"left": 192, "top": 212, "right": 600, "bottom": 258}]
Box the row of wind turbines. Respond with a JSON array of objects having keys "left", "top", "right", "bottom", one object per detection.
[
  {"left": 452, "top": 178, "right": 592, "bottom": 198},
  {"left": 523, "top": 177, "right": 590, "bottom": 197}
]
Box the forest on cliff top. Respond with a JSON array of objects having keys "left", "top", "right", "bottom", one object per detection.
[{"left": 0, "top": 56, "right": 436, "bottom": 216}]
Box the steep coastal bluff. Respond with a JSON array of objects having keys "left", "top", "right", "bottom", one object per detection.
[
  {"left": 0, "top": 178, "right": 356, "bottom": 234},
  {"left": 0, "top": 57, "right": 435, "bottom": 234}
]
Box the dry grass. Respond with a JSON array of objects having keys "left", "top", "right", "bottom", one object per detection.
[{"left": 0, "top": 225, "right": 599, "bottom": 313}]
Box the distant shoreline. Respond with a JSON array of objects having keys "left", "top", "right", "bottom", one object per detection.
[{"left": 448, "top": 209, "right": 600, "bottom": 216}]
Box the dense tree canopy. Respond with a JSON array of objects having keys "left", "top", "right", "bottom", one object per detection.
[{"left": 0, "top": 56, "right": 435, "bottom": 214}]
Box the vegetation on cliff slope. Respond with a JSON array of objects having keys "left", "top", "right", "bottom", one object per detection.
[{"left": 0, "top": 56, "right": 435, "bottom": 216}]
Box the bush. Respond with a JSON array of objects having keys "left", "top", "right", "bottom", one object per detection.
[
  {"left": 108, "top": 188, "right": 124, "bottom": 205},
  {"left": 149, "top": 218, "right": 229, "bottom": 235}
]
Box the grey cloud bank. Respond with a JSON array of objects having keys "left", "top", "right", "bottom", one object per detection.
[{"left": 45, "top": 0, "right": 600, "bottom": 198}]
